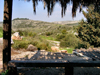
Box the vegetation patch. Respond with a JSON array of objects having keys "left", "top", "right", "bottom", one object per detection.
[{"left": 0, "top": 27, "right": 3, "bottom": 38}]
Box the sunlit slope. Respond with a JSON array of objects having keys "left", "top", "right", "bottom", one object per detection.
[{"left": 12, "top": 19, "right": 79, "bottom": 33}]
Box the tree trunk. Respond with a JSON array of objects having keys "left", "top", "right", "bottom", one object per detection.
[{"left": 3, "top": 0, "right": 13, "bottom": 71}]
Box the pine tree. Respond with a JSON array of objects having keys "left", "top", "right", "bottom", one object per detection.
[{"left": 77, "top": 5, "right": 100, "bottom": 47}]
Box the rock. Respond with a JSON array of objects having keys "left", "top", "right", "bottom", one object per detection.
[
  {"left": 61, "top": 50, "right": 67, "bottom": 53},
  {"left": 40, "top": 50, "right": 45, "bottom": 51},
  {"left": 11, "top": 38, "right": 14, "bottom": 44},
  {"left": 11, "top": 32, "right": 22, "bottom": 40},
  {"left": 51, "top": 46, "right": 61, "bottom": 52},
  {"left": 0, "top": 38, "right": 3, "bottom": 44},
  {"left": 56, "top": 43, "right": 60, "bottom": 47},
  {"left": 73, "top": 51, "right": 84, "bottom": 57},
  {"left": 27, "top": 44, "right": 38, "bottom": 51}
]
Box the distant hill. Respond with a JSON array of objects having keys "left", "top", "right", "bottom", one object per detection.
[
  {"left": 0, "top": 19, "right": 79, "bottom": 35},
  {"left": 53, "top": 21, "right": 79, "bottom": 25}
]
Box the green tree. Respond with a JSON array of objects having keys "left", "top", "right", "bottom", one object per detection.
[{"left": 77, "top": 5, "right": 100, "bottom": 47}]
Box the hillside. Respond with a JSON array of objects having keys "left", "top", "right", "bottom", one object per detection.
[
  {"left": 0, "top": 19, "right": 79, "bottom": 35},
  {"left": 53, "top": 21, "right": 79, "bottom": 25}
]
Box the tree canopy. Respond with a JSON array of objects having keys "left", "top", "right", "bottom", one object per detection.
[{"left": 77, "top": 5, "right": 100, "bottom": 47}]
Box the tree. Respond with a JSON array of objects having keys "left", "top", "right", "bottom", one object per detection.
[{"left": 77, "top": 5, "right": 100, "bottom": 47}]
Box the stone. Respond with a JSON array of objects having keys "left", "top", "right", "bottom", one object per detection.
[
  {"left": 11, "top": 38, "right": 14, "bottom": 44},
  {"left": 61, "top": 50, "right": 67, "bottom": 53},
  {"left": 56, "top": 43, "right": 60, "bottom": 47},
  {"left": 0, "top": 38, "right": 3, "bottom": 44},
  {"left": 11, "top": 32, "right": 22, "bottom": 40},
  {"left": 51, "top": 46, "right": 61, "bottom": 52},
  {"left": 27, "top": 44, "right": 38, "bottom": 51}
]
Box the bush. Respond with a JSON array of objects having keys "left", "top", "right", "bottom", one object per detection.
[
  {"left": 56, "top": 33, "right": 66, "bottom": 41},
  {"left": 61, "top": 29, "right": 67, "bottom": 34},
  {"left": 12, "top": 37, "right": 51, "bottom": 51},
  {"left": 45, "top": 32, "right": 53, "bottom": 36},
  {"left": 75, "top": 41, "right": 90, "bottom": 49},
  {"left": 12, "top": 40, "right": 30, "bottom": 49},
  {"left": 28, "top": 32, "right": 37, "bottom": 37},
  {"left": 37, "top": 42, "right": 50, "bottom": 51},
  {"left": 60, "top": 33, "right": 79, "bottom": 48}
]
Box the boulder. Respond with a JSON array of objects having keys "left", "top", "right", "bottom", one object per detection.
[
  {"left": 27, "top": 44, "right": 38, "bottom": 51},
  {"left": 0, "top": 38, "right": 3, "bottom": 44},
  {"left": 12, "top": 32, "right": 22, "bottom": 40},
  {"left": 61, "top": 50, "right": 67, "bottom": 53},
  {"left": 51, "top": 46, "right": 61, "bottom": 52},
  {"left": 11, "top": 38, "right": 14, "bottom": 44}
]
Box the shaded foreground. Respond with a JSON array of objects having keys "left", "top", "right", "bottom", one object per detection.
[{"left": 0, "top": 44, "right": 100, "bottom": 75}]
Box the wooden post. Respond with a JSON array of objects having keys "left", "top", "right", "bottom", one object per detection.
[{"left": 3, "top": 0, "right": 13, "bottom": 71}]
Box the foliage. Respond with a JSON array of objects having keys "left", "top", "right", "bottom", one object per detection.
[
  {"left": 66, "top": 48, "right": 73, "bottom": 54},
  {"left": 12, "top": 39, "right": 30, "bottom": 49},
  {"left": 77, "top": 5, "right": 100, "bottom": 47},
  {"left": 40, "top": 35, "right": 56, "bottom": 41},
  {"left": 14, "top": 30, "right": 37, "bottom": 37},
  {"left": 75, "top": 40, "right": 90, "bottom": 49},
  {"left": 12, "top": 37, "right": 51, "bottom": 51},
  {"left": 36, "top": 41, "right": 51, "bottom": 51},
  {"left": 13, "top": 18, "right": 29, "bottom": 20},
  {"left": 56, "top": 33, "right": 66, "bottom": 41},
  {"left": 45, "top": 32, "right": 53, "bottom": 36},
  {"left": 61, "top": 29, "right": 67, "bottom": 34},
  {"left": 1, "top": 70, "right": 9, "bottom": 75},
  {"left": 60, "top": 33, "right": 79, "bottom": 48},
  {"left": 0, "top": 27, "right": 3, "bottom": 38}
]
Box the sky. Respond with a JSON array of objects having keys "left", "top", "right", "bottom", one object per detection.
[{"left": 0, "top": 0, "right": 86, "bottom": 22}]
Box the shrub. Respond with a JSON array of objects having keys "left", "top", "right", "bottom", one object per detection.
[
  {"left": 75, "top": 41, "right": 90, "bottom": 49},
  {"left": 36, "top": 40, "right": 51, "bottom": 51},
  {"left": 12, "top": 37, "right": 51, "bottom": 51},
  {"left": 12, "top": 40, "right": 30, "bottom": 49},
  {"left": 45, "top": 32, "right": 53, "bottom": 36},
  {"left": 0, "top": 27, "right": 3, "bottom": 38},
  {"left": 56, "top": 33, "right": 66, "bottom": 41},
  {"left": 61, "top": 29, "right": 67, "bottom": 34},
  {"left": 60, "top": 33, "right": 79, "bottom": 48},
  {"left": 28, "top": 32, "right": 37, "bottom": 37}
]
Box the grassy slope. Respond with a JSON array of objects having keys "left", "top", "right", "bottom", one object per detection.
[{"left": 11, "top": 19, "right": 78, "bottom": 34}]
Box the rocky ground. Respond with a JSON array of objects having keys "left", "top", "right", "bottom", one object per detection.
[
  {"left": 74, "top": 47, "right": 100, "bottom": 61},
  {"left": 0, "top": 44, "right": 100, "bottom": 75}
]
